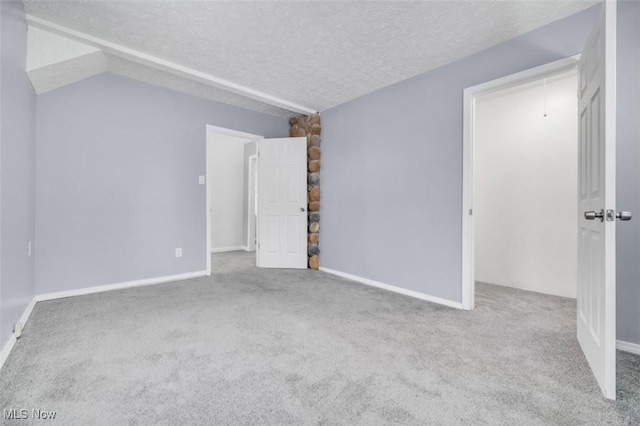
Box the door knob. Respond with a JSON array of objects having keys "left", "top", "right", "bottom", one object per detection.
[
  {"left": 616, "top": 211, "right": 633, "bottom": 221},
  {"left": 300, "top": 207, "right": 306, "bottom": 212},
  {"left": 584, "top": 209, "right": 604, "bottom": 221}
]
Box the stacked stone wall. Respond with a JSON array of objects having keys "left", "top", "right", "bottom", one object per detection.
[{"left": 290, "top": 114, "right": 321, "bottom": 269}]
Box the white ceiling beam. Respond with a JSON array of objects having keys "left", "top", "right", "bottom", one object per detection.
[
  {"left": 27, "top": 26, "right": 101, "bottom": 71},
  {"left": 26, "top": 15, "right": 317, "bottom": 115},
  {"left": 26, "top": 26, "right": 107, "bottom": 94},
  {"left": 28, "top": 50, "right": 107, "bottom": 95}
]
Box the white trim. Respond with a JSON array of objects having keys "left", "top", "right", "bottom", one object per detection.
[
  {"left": 461, "top": 55, "right": 581, "bottom": 311},
  {"left": 206, "top": 127, "right": 212, "bottom": 276},
  {"left": 210, "top": 246, "right": 244, "bottom": 253},
  {"left": 617, "top": 340, "right": 640, "bottom": 356},
  {"left": 206, "top": 125, "right": 264, "bottom": 141},
  {"left": 246, "top": 154, "right": 258, "bottom": 252},
  {"left": 461, "top": 84, "right": 475, "bottom": 311},
  {"left": 17, "top": 299, "right": 36, "bottom": 333},
  {"left": 0, "top": 298, "right": 37, "bottom": 372},
  {"left": 242, "top": 246, "right": 250, "bottom": 252},
  {"left": 36, "top": 270, "right": 207, "bottom": 302},
  {"left": 256, "top": 144, "right": 261, "bottom": 268},
  {"left": 25, "top": 15, "right": 317, "bottom": 115},
  {"left": 320, "top": 267, "right": 463, "bottom": 310},
  {"left": 0, "top": 336, "right": 17, "bottom": 372},
  {"left": 602, "top": 0, "right": 618, "bottom": 400}
]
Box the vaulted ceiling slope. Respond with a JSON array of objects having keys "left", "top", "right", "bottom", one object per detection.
[{"left": 24, "top": 1, "right": 597, "bottom": 117}]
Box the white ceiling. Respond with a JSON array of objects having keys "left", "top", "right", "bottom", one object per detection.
[{"left": 23, "top": 0, "right": 597, "bottom": 116}]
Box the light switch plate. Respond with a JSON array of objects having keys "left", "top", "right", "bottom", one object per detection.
[{"left": 198, "top": 176, "right": 205, "bottom": 185}]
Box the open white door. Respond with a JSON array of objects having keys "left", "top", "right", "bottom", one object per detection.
[
  {"left": 257, "top": 137, "right": 308, "bottom": 269},
  {"left": 577, "top": 0, "right": 617, "bottom": 400}
]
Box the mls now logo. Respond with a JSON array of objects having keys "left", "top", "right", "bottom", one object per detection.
[
  {"left": 3, "top": 409, "right": 27, "bottom": 420},
  {"left": 4, "top": 409, "right": 57, "bottom": 420}
]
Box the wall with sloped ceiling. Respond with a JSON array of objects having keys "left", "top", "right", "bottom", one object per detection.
[
  {"left": 35, "top": 73, "right": 288, "bottom": 294},
  {"left": 0, "top": 1, "right": 36, "bottom": 355}
]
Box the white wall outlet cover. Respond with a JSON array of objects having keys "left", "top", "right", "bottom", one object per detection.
[
  {"left": 175, "top": 248, "right": 183, "bottom": 257},
  {"left": 199, "top": 175, "right": 205, "bottom": 185},
  {"left": 27, "top": 242, "right": 32, "bottom": 256},
  {"left": 14, "top": 322, "right": 23, "bottom": 338}
]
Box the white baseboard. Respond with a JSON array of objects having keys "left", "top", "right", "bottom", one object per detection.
[
  {"left": 36, "top": 270, "right": 208, "bottom": 302},
  {"left": 0, "top": 298, "right": 37, "bottom": 372},
  {"left": 319, "top": 267, "right": 463, "bottom": 310},
  {"left": 211, "top": 246, "right": 244, "bottom": 253},
  {"left": 242, "top": 246, "right": 249, "bottom": 252},
  {"left": 617, "top": 340, "right": 640, "bottom": 356},
  {"left": 0, "top": 336, "right": 17, "bottom": 373}
]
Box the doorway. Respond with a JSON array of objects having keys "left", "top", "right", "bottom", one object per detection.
[
  {"left": 205, "top": 125, "right": 264, "bottom": 273},
  {"left": 461, "top": 55, "right": 581, "bottom": 310},
  {"left": 462, "top": 1, "right": 619, "bottom": 398},
  {"left": 473, "top": 70, "right": 578, "bottom": 299},
  {"left": 205, "top": 126, "right": 308, "bottom": 272}
]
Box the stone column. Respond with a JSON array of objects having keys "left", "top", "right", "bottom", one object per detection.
[{"left": 290, "top": 114, "right": 321, "bottom": 269}]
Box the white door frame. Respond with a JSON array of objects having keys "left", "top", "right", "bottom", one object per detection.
[
  {"left": 205, "top": 124, "right": 263, "bottom": 275},
  {"left": 461, "top": 55, "right": 580, "bottom": 310},
  {"left": 246, "top": 154, "right": 258, "bottom": 251}
]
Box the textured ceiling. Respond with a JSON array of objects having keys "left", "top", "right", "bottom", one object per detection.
[{"left": 24, "top": 0, "right": 598, "bottom": 115}]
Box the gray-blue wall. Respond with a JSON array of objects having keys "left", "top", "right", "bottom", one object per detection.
[
  {"left": 616, "top": 0, "right": 640, "bottom": 345},
  {"left": 322, "top": 2, "right": 640, "bottom": 345},
  {"left": 0, "top": 1, "right": 36, "bottom": 349},
  {"left": 322, "top": 6, "right": 599, "bottom": 302},
  {"left": 36, "top": 73, "right": 288, "bottom": 294}
]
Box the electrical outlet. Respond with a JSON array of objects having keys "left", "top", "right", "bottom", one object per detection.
[
  {"left": 198, "top": 175, "right": 205, "bottom": 185},
  {"left": 27, "top": 242, "right": 32, "bottom": 257},
  {"left": 175, "top": 248, "right": 182, "bottom": 258},
  {"left": 14, "top": 322, "right": 23, "bottom": 338}
]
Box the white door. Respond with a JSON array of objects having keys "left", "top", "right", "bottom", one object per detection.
[
  {"left": 577, "top": 0, "right": 617, "bottom": 400},
  {"left": 257, "top": 137, "right": 307, "bottom": 269}
]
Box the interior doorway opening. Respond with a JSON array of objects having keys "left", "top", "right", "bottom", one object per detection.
[
  {"left": 462, "top": 55, "right": 580, "bottom": 310},
  {"left": 205, "top": 127, "right": 308, "bottom": 272},
  {"left": 462, "top": 4, "right": 620, "bottom": 397},
  {"left": 473, "top": 70, "right": 578, "bottom": 300},
  {"left": 205, "top": 125, "right": 264, "bottom": 273}
]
